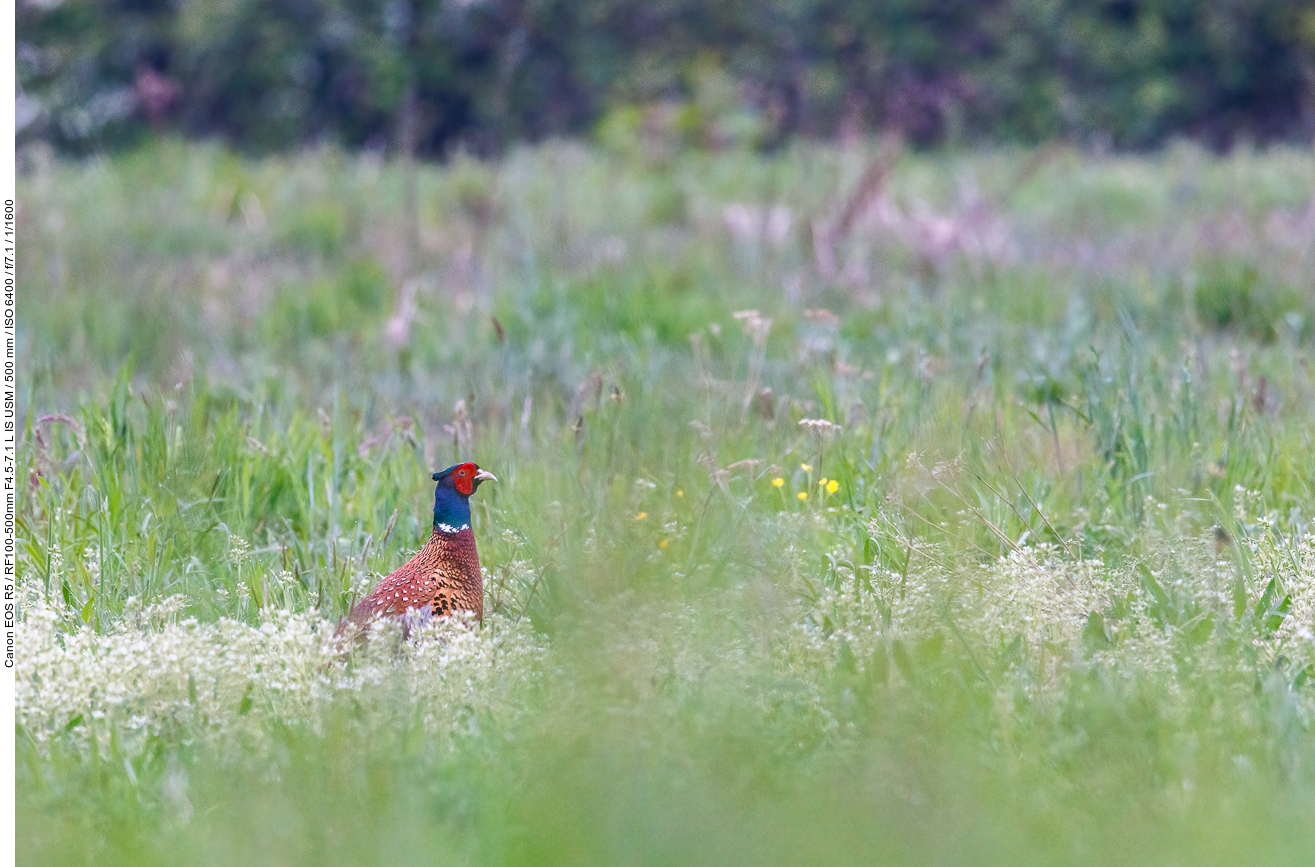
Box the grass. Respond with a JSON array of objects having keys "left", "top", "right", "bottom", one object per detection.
[{"left": 15, "top": 137, "right": 1315, "bottom": 865}]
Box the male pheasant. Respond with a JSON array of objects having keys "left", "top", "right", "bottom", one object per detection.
[{"left": 343, "top": 462, "right": 496, "bottom": 633}]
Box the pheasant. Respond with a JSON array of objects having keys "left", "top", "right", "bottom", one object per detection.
[{"left": 343, "top": 462, "right": 496, "bottom": 633}]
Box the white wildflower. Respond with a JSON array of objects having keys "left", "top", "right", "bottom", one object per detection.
[{"left": 229, "top": 535, "right": 251, "bottom": 565}]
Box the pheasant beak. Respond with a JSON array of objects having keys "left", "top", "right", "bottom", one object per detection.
[{"left": 473, "top": 469, "right": 497, "bottom": 483}]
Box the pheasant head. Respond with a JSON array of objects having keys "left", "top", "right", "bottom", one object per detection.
[{"left": 431, "top": 462, "right": 497, "bottom": 533}]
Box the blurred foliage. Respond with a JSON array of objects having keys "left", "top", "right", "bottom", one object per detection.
[
  {"left": 14, "top": 142, "right": 1315, "bottom": 866},
  {"left": 16, "top": 0, "right": 1315, "bottom": 156}
]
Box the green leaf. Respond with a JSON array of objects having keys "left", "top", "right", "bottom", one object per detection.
[
  {"left": 1083, "top": 610, "right": 1113, "bottom": 650},
  {"left": 1231, "top": 574, "right": 1249, "bottom": 619},
  {"left": 1262, "top": 593, "right": 1292, "bottom": 635},
  {"left": 1138, "top": 563, "right": 1171, "bottom": 623},
  {"left": 1256, "top": 577, "right": 1278, "bottom": 620},
  {"left": 1187, "top": 612, "right": 1215, "bottom": 645}
]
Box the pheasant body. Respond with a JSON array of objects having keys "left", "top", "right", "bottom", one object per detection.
[
  {"left": 346, "top": 525, "right": 484, "bottom": 627},
  {"left": 343, "top": 462, "right": 495, "bottom": 633}
]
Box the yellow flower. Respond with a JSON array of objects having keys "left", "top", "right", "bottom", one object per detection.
[
  {"left": 826, "top": 479, "right": 839, "bottom": 494},
  {"left": 772, "top": 477, "right": 785, "bottom": 488},
  {"left": 797, "top": 492, "right": 808, "bottom": 501},
  {"left": 676, "top": 490, "right": 684, "bottom": 498},
  {"left": 659, "top": 539, "right": 669, "bottom": 549},
  {"left": 801, "top": 463, "right": 813, "bottom": 472},
  {"left": 635, "top": 512, "right": 648, "bottom": 520},
  {"left": 818, "top": 478, "right": 828, "bottom": 487}
]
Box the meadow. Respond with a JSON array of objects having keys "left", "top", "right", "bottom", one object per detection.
[{"left": 15, "top": 138, "right": 1315, "bottom": 865}]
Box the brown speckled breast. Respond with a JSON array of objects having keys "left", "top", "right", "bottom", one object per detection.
[{"left": 346, "top": 526, "right": 483, "bottom": 629}]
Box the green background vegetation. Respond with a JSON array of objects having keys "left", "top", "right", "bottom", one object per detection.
[
  {"left": 16, "top": 139, "right": 1315, "bottom": 864},
  {"left": 18, "top": 0, "right": 1315, "bottom": 155}
]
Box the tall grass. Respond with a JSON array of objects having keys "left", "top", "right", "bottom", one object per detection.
[{"left": 16, "top": 139, "right": 1315, "bottom": 865}]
